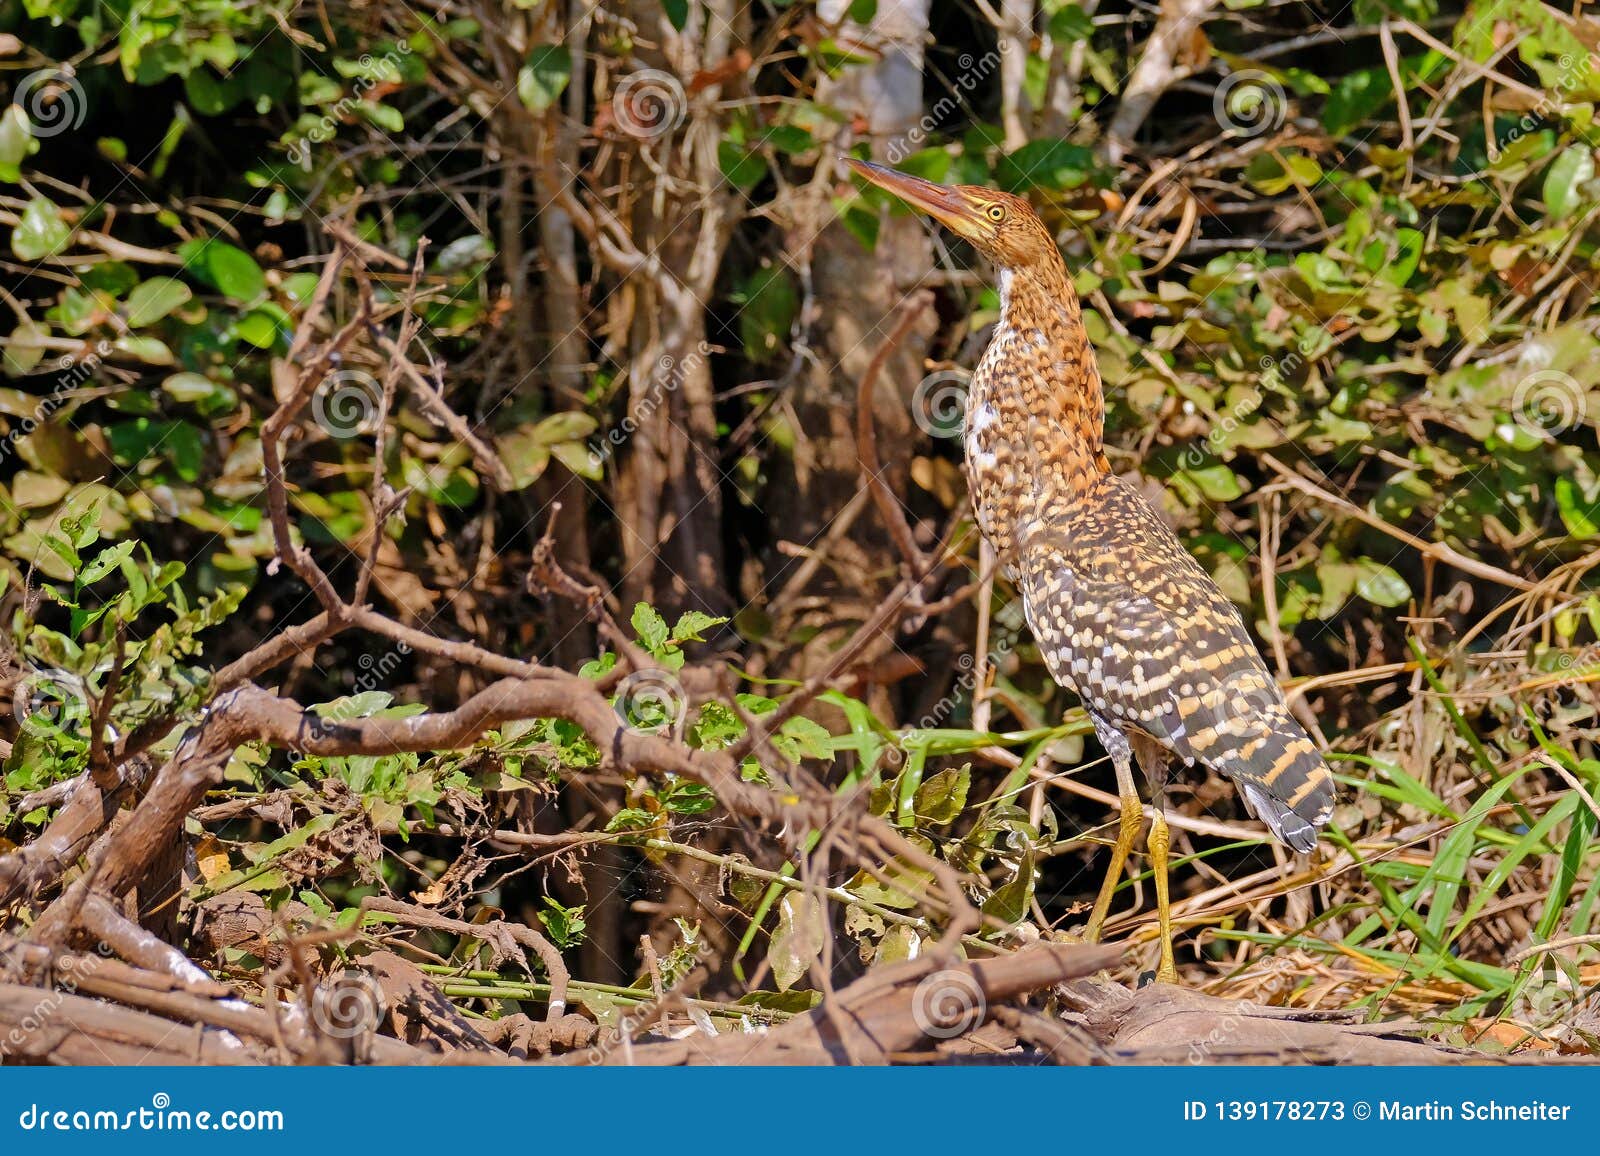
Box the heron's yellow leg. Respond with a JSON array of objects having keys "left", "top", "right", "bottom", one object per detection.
[
  {"left": 1147, "top": 810, "right": 1177, "bottom": 984},
  {"left": 1084, "top": 790, "right": 1142, "bottom": 943}
]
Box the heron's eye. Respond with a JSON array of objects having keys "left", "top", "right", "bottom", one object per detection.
[{"left": 986, "top": 204, "right": 1006, "bottom": 222}]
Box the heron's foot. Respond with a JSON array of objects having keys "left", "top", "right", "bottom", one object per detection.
[
  {"left": 1147, "top": 812, "right": 1178, "bottom": 985},
  {"left": 1083, "top": 792, "right": 1145, "bottom": 945},
  {"left": 1053, "top": 920, "right": 1104, "bottom": 948}
]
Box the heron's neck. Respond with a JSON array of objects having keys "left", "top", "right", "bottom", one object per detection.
[
  {"left": 963, "top": 257, "right": 1111, "bottom": 564},
  {"left": 974, "top": 257, "right": 1109, "bottom": 476}
]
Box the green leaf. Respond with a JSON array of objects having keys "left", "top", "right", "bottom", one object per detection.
[
  {"left": 161, "top": 371, "right": 235, "bottom": 416},
  {"left": 768, "top": 891, "right": 825, "bottom": 992},
  {"left": 496, "top": 425, "right": 552, "bottom": 489},
  {"left": 280, "top": 272, "right": 323, "bottom": 306},
  {"left": 194, "top": 815, "right": 338, "bottom": 897},
  {"left": 913, "top": 765, "right": 970, "bottom": 825},
  {"left": 631, "top": 603, "right": 670, "bottom": 652},
  {"left": 179, "top": 239, "right": 266, "bottom": 302},
  {"left": 124, "top": 277, "right": 192, "bottom": 327},
  {"left": 759, "top": 124, "right": 814, "bottom": 156},
  {"left": 537, "top": 897, "right": 587, "bottom": 949},
  {"left": 1537, "top": 800, "right": 1597, "bottom": 940},
  {"left": 1543, "top": 146, "right": 1594, "bottom": 220},
  {"left": 777, "top": 716, "right": 833, "bottom": 761},
  {"left": 1352, "top": 558, "right": 1410, "bottom": 608},
  {"left": 1322, "top": 67, "right": 1393, "bottom": 138},
  {"left": 664, "top": 780, "right": 716, "bottom": 814},
  {"left": 1182, "top": 463, "right": 1245, "bottom": 502},
  {"left": 691, "top": 701, "right": 745, "bottom": 749},
  {"left": 718, "top": 139, "right": 767, "bottom": 190},
  {"left": 549, "top": 440, "right": 603, "bottom": 480},
  {"left": 2, "top": 320, "right": 47, "bottom": 377},
  {"left": 981, "top": 849, "right": 1036, "bottom": 927},
  {"left": 1244, "top": 152, "right": 1321, "bottom": 195},
  {"left": 401, "top": 458, "right": 479, "bottom": 507},
  {"left": 1556, "top": 475, "right": 1600, "bottom": 539},
  {"left": 518, "top": 45, "right": 572, "bottom": 113},
  {"left": 1379, "top": 228, "right": 1424, "bottom": 286},
  {"left": 731, "top": 264, "right": 798, "bottom": 364},
  {"left": 12, "top": 197, "right": 70, "bottom": 260},
  {"left": 233, "top": 308, "right": 282, "bottom": 349},
  {"left": 671, "top": 610, "right": 726, "bottom": 642},
  {"left": 1047, "top": 3, "right": 1094, "bottom": 42},
  {"left": 0, "top": 105, "right": 37, "bottom": 182},
  {"left": 605, "top": 807, "right": 659, "bottom": 833},
  {"left": 185, "top": 67, "right": 242, "bottom": 115},
  {"left": 663, "top": 0, "right": 692, "bottom": 30},
  {"left": 998, "top": 139, "right": 1098, "bottom": 191},
  {"left": 734, "top": 989, "right": 821, "bottom": 1013},
  {"left": 111, "top": 335, "right": 175, "bottom": 365},
  {"left": 358, "top": 102, "right": 405, "bottom": 135},
  {"left": 434, "top": 234, "right": 494, "bottom": 271},
  {"left": 77, "top": 540, "right": 137, "bottom": 585}
]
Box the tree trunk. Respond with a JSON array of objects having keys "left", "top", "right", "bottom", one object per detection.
[{"left": 766, "top": 0, "right": 937, "bottom": 628}]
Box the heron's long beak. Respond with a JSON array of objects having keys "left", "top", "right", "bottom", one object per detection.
[{"left": 845, "top": 159, "right": 983, "bottom": 239}]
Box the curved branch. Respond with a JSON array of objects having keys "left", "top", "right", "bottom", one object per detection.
[{"left": 856, "top": 291, "right": 934, "bottom": 577}]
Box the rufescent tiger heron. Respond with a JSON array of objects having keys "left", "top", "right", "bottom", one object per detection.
[{"left": 847, "top": 158, "right": 1334, "bottom": 982}]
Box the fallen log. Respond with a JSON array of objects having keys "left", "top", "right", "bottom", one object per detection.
[
  {"left": 1064, "top": 978, "right": 1510, "bottom": 1064},
  {"left": 574, "top": 941, "right": 1122, "bottom": 1066}
]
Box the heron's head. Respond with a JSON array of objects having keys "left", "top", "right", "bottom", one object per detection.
[{"left": 846, "top": 159, "right": 1059, "bottom": 272}]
